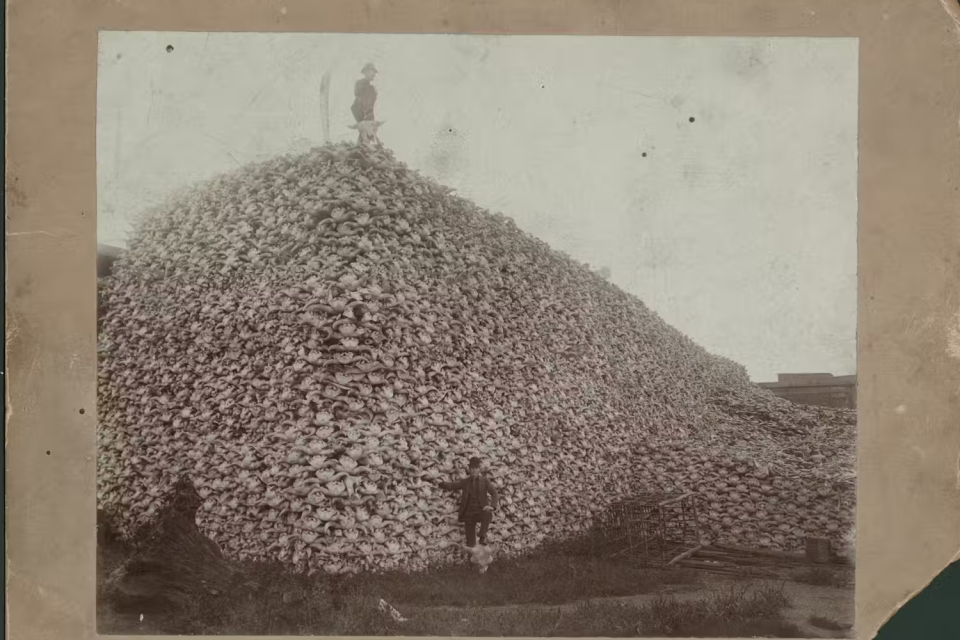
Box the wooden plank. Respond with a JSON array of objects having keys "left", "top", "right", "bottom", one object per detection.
[
  {"left": 657, "top": 492, "right": 694, "bottom": 507},
  {"left": 697, "top": 548, "right": 748, "bottom": 557},
  {"left": 696, "top": 548, "right": 785, "bottom": 562},
  {"left": 694, "top": 554, "right": 784, "bottom": 568},
  {"left": 679, "top": 560, "right": 735, "bottom": 570},
  {"left": 677, "top": 563, "right": 778, "bottom": 579},
  {"left": 667, "top": 545, "right": 702, "bottom": 565},
  {"left": 708, "top": 543, "right": 807, "bottom": 562}
]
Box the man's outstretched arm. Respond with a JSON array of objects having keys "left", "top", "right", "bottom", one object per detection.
[{"left": 438, "top": 477, "right": 466, "bottom": 491}]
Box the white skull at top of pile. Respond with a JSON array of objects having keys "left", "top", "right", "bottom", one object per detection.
[{"left": 97, "top": 143, "right": 856, "bottom": 573}]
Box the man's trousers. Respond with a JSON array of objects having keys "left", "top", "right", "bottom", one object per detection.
[{"left": 463, "top": 510, "right": 492, "bottom": 547}]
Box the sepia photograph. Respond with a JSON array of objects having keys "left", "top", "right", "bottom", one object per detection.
[{"left": 95, "top": 32, "right": 858, "bottom": 637}]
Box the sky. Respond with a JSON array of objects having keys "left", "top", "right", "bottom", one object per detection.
[{"left": 97, "top": 33, "right": 858, "bottom": 382}]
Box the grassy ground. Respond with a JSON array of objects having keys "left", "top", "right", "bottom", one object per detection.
[
  {"left": 338, "top": 552, "right": 700, "bottom": 607},
  {"left": 794, "top": 566, "right": 851, "bottom": 588},
  {"left": 117, "top": 572, "right": 800, "bottom": 636},
  {"left": 99, "top": 533, "right": 855, "bottom": 637}
]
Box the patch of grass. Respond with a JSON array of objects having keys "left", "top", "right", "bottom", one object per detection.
[
  {"left": 707, "top": 581, "right": 791, "bottom": 619},
  {"left": 809, "top": 615, "right": 850, "bottom": 631},
  {"left": 99, "top": 532, "right": 801, "bottom": 637},
  {"left": 395, "top": 600, "right": 647, "bottom": 637},
  {"left": 108, "top": 574, "right": 797, "bottom": 636},
  {"left": 342, "top": 552, "right": 698, "bottom": 608},
  {"left": 636, "top": 582, "right": 798, "bottom": 638},
  {"left": 173, "top": 588, "right": 397, "bottom": 636},
  {"left": 795, "top": 566, "right": 848, "bottom": 588},
  {"left": 365, "top": 582, "right": 798, "bottom": 637}
]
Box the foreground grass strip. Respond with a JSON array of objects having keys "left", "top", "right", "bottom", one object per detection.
[{"left": 142, "top": 572, "right": 797, "bottom": 636}]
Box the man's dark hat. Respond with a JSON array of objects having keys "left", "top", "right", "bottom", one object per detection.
[
  {"left": 362, "top": 63, "right": 378, "bottom": 74},
  {"left": 468, "top": 456, "right": 482, "bottom": 468}
]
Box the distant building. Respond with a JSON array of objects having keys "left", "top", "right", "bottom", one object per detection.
[{"left": 758, "top": 373, "right": 857, "bottom": 410}]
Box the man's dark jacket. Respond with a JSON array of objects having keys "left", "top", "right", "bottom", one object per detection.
[
  {"left": 439, "top": 475, "right": 499, "bottom": 522},
  {"left": 352, "top": 78, "right": 377, "bottom": 123}
]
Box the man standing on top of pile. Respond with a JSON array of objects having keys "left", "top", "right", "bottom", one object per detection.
[
  {"left": 352, "top": 63, "right": 378, "bottom": 123},
  {"left": 350, "top": 63, "right": 383, "bottom": 149},
  {"left": 435, "top": 456, "right": 499, "bottom": 547}
]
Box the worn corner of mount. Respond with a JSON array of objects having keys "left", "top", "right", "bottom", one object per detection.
[
  {"left": 868, "top": 548, "right": 960, "bottom": 640},
  {"left": 936, "top": 0, "right": 960, "bottom": 41}
]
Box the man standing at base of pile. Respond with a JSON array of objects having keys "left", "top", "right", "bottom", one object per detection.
[{"left": 436, "top": 456, "right": 499, "bottom": 547}]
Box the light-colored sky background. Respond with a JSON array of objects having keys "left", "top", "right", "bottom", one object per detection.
[{"left": 97, "top": 33, "right": 858, "bottom": 382}]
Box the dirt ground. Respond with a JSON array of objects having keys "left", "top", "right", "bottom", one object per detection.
[
  {"left": 779, "top": 582, "right": 855, "bottom": 638},
  {"left": 98, "top": 554, "right": 855, "bottom": 637},
  {"left": 97, "top": 509, "right": 855, "bottom": 637},
  {"left": 390, "top": 573, "right": 854, "bottom": 638}
]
